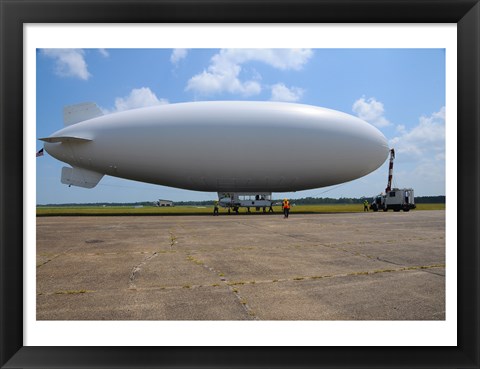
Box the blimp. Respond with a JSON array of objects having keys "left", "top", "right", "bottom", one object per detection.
[{"left": 40, "top": 101, "right": 389, "bottom": 212}]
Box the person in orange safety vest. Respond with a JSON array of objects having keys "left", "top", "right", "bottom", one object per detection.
[{"left": 282, "top": 198, "right": 290, "bottom": 218}]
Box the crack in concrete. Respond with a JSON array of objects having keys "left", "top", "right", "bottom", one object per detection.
[
  {"left": 185, "top": 254, "right": 258, "bottom": 320},
  {"left": 234, "top": 220, "right": 444, "bottom": 263},
  {"left": 375, "top": 257, "right": 405, "bottom": 266},
  {"left": 39, "top": 264, "right": 445, "bottom": 296},
  {"left": 129, "top": 252, "right": 158, "bottom": 289},
  {"left": 128, "top": 229, "right": 180, "bottom": 290},
  {"left": 37, "top": 289, "right": 96, "bottom": 296},
  {"left": 275, "top": 233, "right": 446, "bottom": 272},
  {"left": 58, "top": 264, "right": 447, "bottom": 293},
  {"left": 225, "top": 264, "right": 446, "bottom": 287},
  {"left": 169, "top": 231, "right": 178, "bottom": 249},
  {"left": 37, "top": 248, "right": 73, "bottom": 268}
]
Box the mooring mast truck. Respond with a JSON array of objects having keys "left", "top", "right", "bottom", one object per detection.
[
  {"left": 370, "top": 149, "right": 416, "bottom": 212},
  {"left": 371, "top": 188, "right": 416, "bottom": 212}
]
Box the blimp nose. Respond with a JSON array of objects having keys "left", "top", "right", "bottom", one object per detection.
[
  {"left": 379, "top": 132, "right": 390, "bottom": 153},
  {"left": 378, "top": 134, "right": 389, "bottom": 153},
  {"left": 372, "top": 131, "right": 390, "bottom": 166},
  {"left": 350, "top": 120, "right": 390, "bottom": 175},
  {"left": 369, "top": 128, "right": 389, "bottom": 152}
]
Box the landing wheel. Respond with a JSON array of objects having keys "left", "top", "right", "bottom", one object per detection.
[{"left": 383, "top": 208, "right": 388, "bottom": 212}]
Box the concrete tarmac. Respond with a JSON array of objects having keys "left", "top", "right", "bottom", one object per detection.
[{"left": 37, "top": 210, "right": 445, "bottom": 320}]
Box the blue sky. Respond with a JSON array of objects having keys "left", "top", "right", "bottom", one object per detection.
[{"left": 36, "top": 48, "right": 446, "bottom": 204}]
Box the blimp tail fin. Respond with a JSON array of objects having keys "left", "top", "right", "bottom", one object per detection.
[
  {"left": 64, "top": 102, "right": 103, "bottom": 126},
  {"left": 61, "top": 166, "right": 104, "bottom": 189}
]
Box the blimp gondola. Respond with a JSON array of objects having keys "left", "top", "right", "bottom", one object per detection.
[{"left": 40, "top": 101, "right": 389, "bottom": 212}]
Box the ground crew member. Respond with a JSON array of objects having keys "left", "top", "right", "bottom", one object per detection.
[
  {"left": 213, "top": 201, "right": 219, "bottom": 215},
  {"left": 282, "top": 198, "right": 290, "bottom": 218},
  {"left": 363, "top": 200, "right": 369, "bottom": 212}
]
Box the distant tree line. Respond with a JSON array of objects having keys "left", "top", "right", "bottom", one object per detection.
[
  {"left": 37, "top": 201, "right": 155, "bottom": 207},
  {"left": 286, "top": 196, "right": 445, "bottom": 205},
  {"left": 167, "top": 200, "right": 214, "bottom": 206},
  {"left": 38, "top": 195, "right": 445, "bottom": 207},
  {"left": 290, "top": 197, "right": 364, "bottom": 205},
  {"left": 412, "top": 196, "right": 445, "bottom": 204}
]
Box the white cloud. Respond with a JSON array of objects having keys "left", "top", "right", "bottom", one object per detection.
[
  {"left": 186, "top": 48, "right": 312, "bottom": 97},
  {"left": 352, "top": 97, "right": 390, "bottom": 127},
  {"left": 98, "top": 49, "right": 109, "bottom": 58},
  {"left": 270, "top": 83, "right": 304, "bottom": 102},
  {"left": 170, "top": 49, "right": 188, "bottom": 64},
  {"left": 41, "top": 49, "right": 91, "bottom": 80},
  {"left": 411, "top": 160, "right": 445, "bottom": 187},
  {"left": 396, "top": 124, "right": 407, "bottom": 134},
  {"left": 389, "top": 106, "right": 445, "bottom": 158},
  {"left": 186, "top": 61, "right": 261, "bottom": 97},
  {"left": 217, "top": 49, "right": 313, "bottom": 71},
  {"left": 385, "top": 107, "right": 446, "bottom": 195},
  {"left": 113, "top": 87, "right": 169, "bottom": 112}
]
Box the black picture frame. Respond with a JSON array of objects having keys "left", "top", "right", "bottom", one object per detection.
[{"left": 1, "top": 0, "right": 479, "bottom": 368}]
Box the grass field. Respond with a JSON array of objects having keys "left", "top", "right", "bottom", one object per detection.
[{"left": 36, "top": 203, "right": 445, "bottom": 216}]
